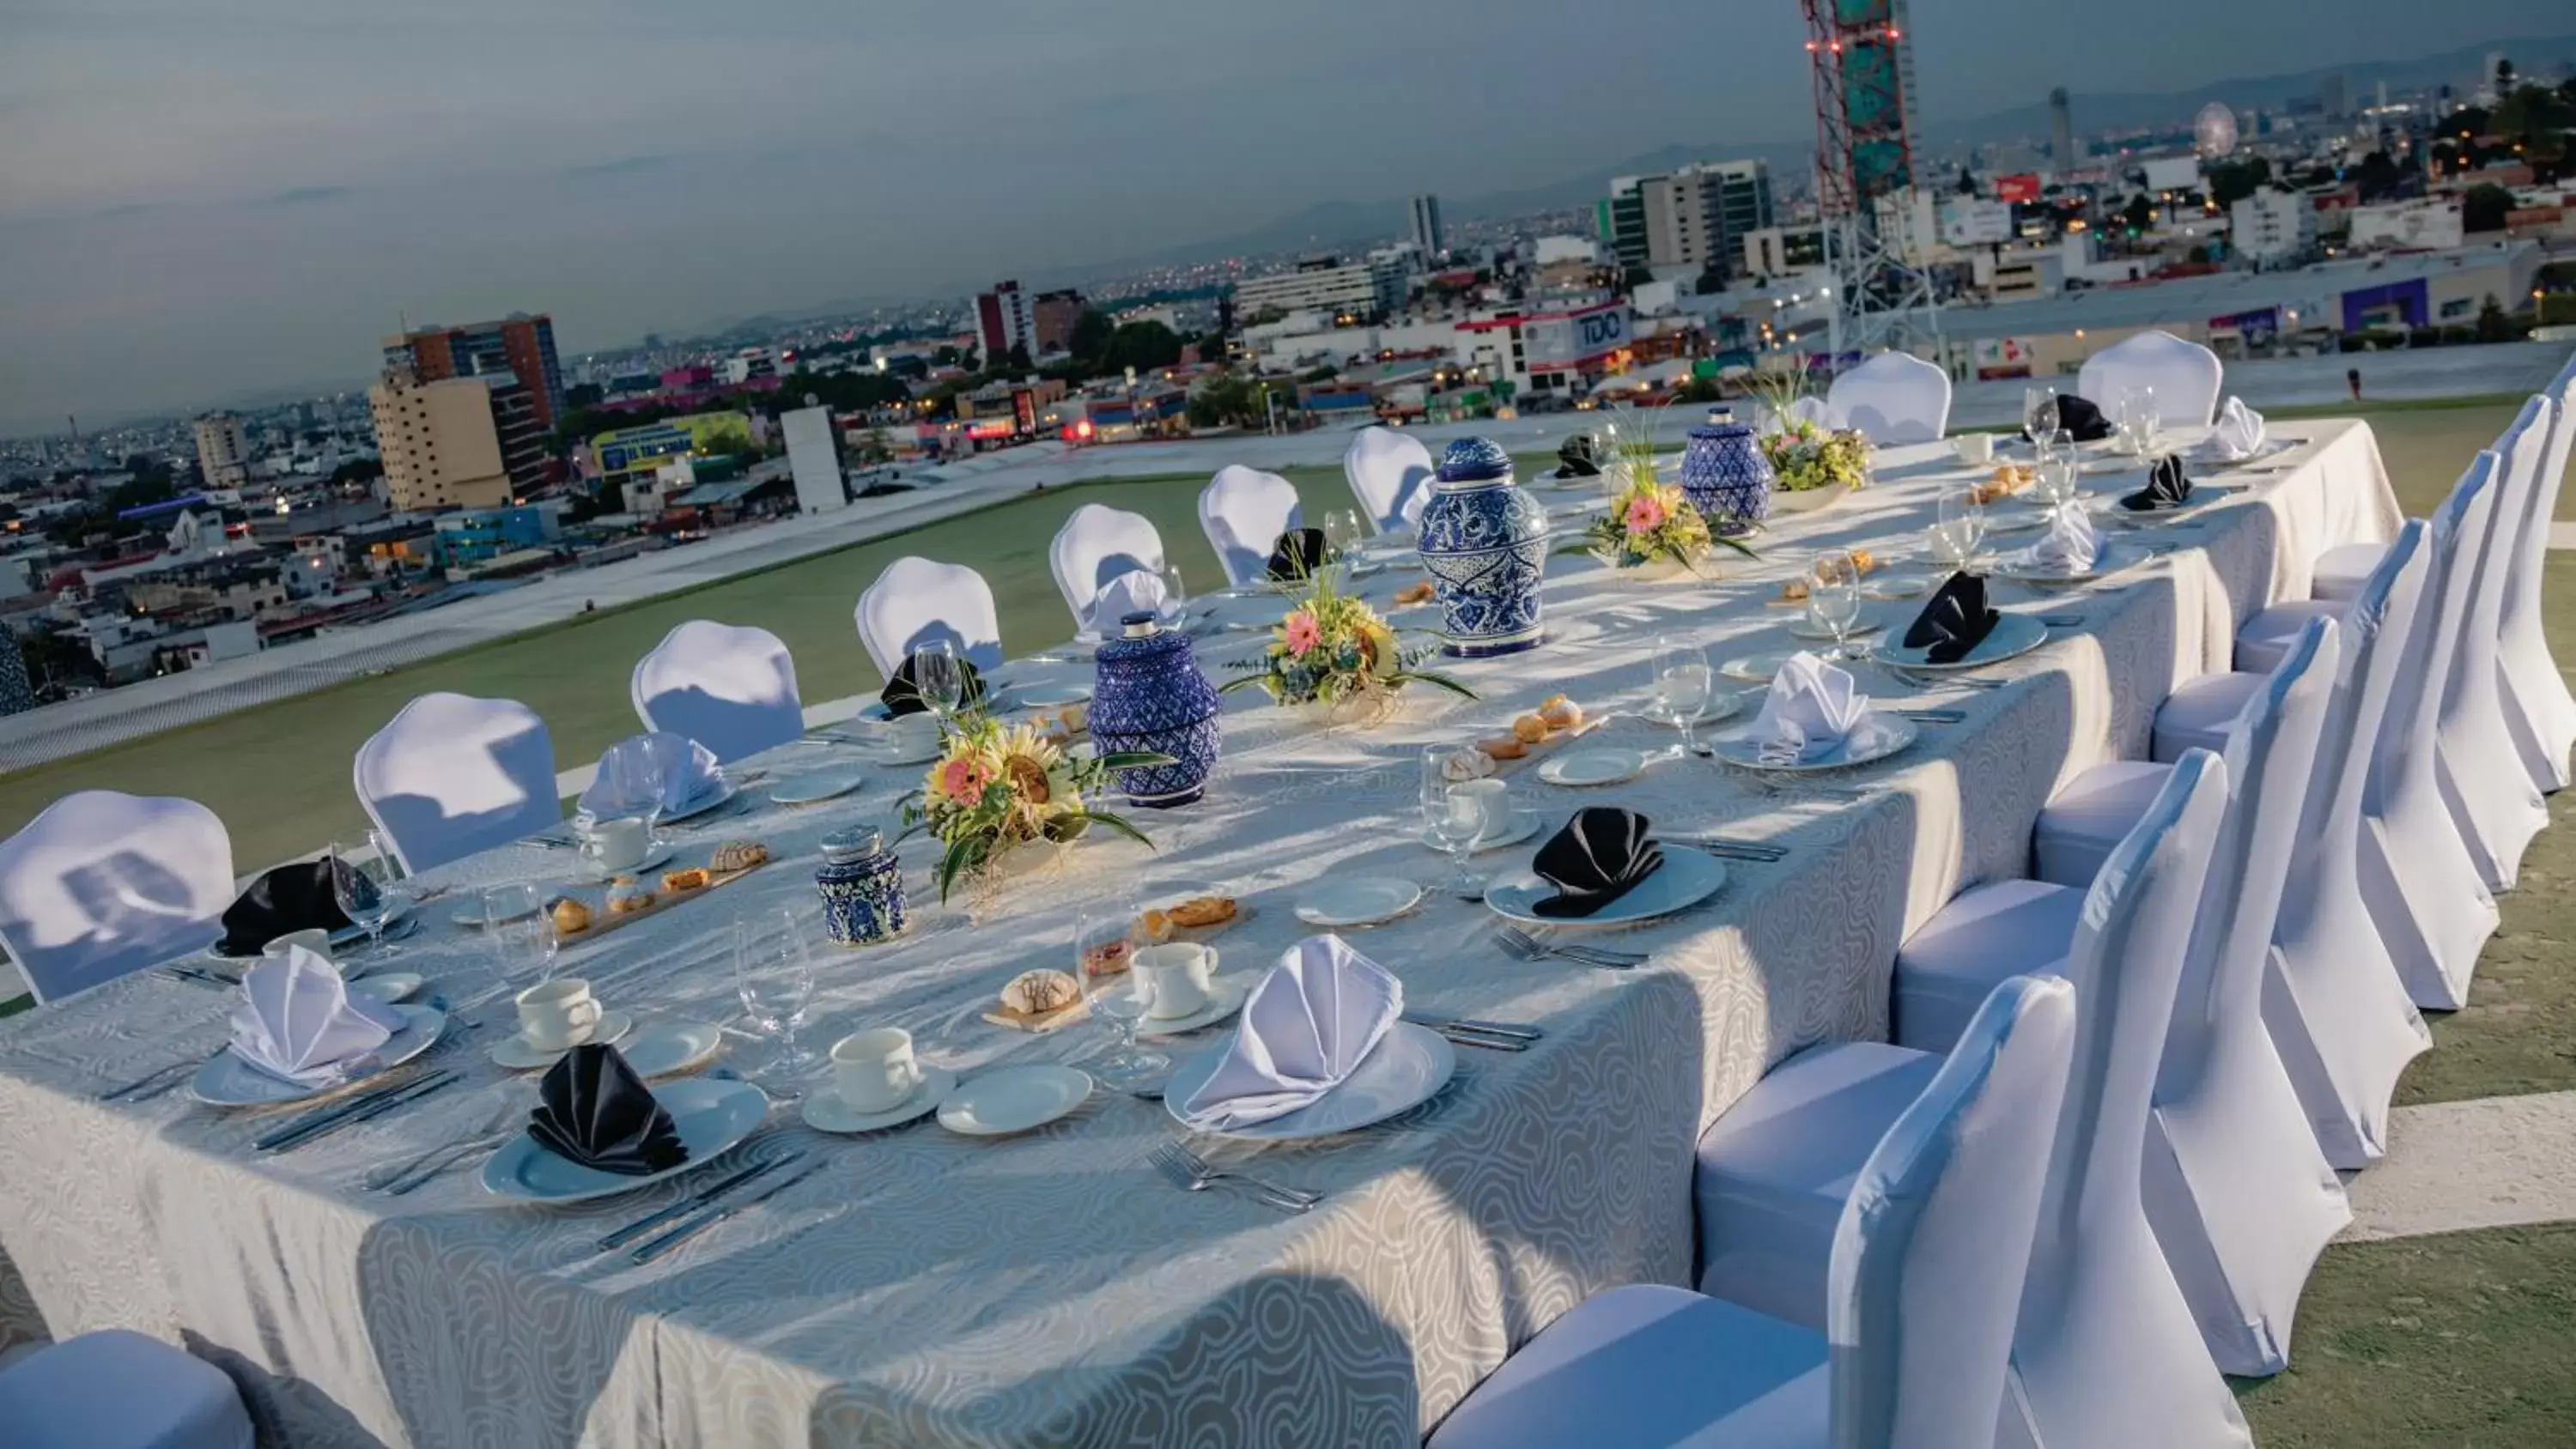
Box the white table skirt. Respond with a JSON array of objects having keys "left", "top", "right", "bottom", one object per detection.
[{"left": 0, "top": 421, "right": 2399, "bottom": 1447}]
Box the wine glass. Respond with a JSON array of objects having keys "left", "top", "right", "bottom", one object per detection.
[
  {"left": 482, "top": 882, "right": 556, "bottom": 997},
  {"left": 910, "top": 640, "right": 963, "bottom": 717},
  {"left": 1160, "top": 562, "right": 1189, "bottom": 625},
  {"left": 1805, "top": 552, "right": 1864, "bottom": 662},
  {"left": 2119, "top": 385, "right": 2160, "bottom": 455},
  {"left": 1419, "top": 747, "right": 1485, "bottom": 898},
  {"left": 734, "top": 908, "right": 820, "bottom": 1097},
  {"left": 1647, "top": 635, "right": 1716, "bottom": 755},
  {"left": 329, "top": 840, "right": 398, "bottom": 957},
  {"left": 1074, "top": 903, "right": 1163, "bottom": 1089},
  {"left": 2022, "top": 385, "right": 2059, "bottom": 445},
  {"left": 2038, "top": 452, "right": 2081, "bottom": 510},
  {"left": 1321, "top": 507, "right": 1364, "bottom": 562},
  {"left": 1933, "top": 484, "right": 1987, "bottom": 573}
]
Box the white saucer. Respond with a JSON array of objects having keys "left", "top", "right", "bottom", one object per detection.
[
  {"left": 1862, "top": 576, "right": 1931, "bottom": 601},
  {"left": 659, "top": 779, "right": 740, "bottom": 823},
  {"left": 349, "top": 972, "right": 423, "bottom": 1005},
  {"left": 1292, "top": 877, "right": 1423, "bottom": 928},
  {"left": 1539, "top": 748, "right": 1647, "bottom": 788},
  {"left": 938, "top": 1064, "right": 1092, "bottom": 1136},
  {"left": 488, "top": 1009, "right": 634, "bottom": 1070},
  {"left": 1136, "top": 978, "right": 1252, "bottom": 1037},
  {"left": 1017, "top": 684, "right": 1093, "bottom": 708},
  {"left": 1786, "top": 615, "right": 1885, "bottom": 642},
  {"left": 769, "top": 770, "right": 866, "bottom": 806},
  {"left": 1418, "top": 809, "right": 1545, "bottom": 854},
  {"left": 802, "top": 1065, "right": 957, "bottom": 1133},
  {"left": 620, "top": 1021, "right": 723, "bottom": 1078},
  {"left": 1720, "top": 652, "right": 1791, "bottom": 684},
  {"left": 574, "top": 843, "right": 675, "bottom": 883}
]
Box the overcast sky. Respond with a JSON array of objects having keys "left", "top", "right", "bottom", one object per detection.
[{"left": 1, "top": 0, "right": 2567, "bottom": 435}]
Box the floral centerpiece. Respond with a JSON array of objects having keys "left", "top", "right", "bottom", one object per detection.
[
  {"left": 1218, "top": 567, "right": 1473, "bottom": 722},
  {"left": 1579, "top": 404, "right": 1755, "bottom": 574},
  {"left": 1750, "top": 362, "right": 1872, "bottom": 497},
  {"left": 901, "top": 714, "right": 1170, "bottom": 900}
]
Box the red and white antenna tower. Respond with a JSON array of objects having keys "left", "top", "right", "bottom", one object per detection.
[{"left": 1801, "top": 0, "right": 1940, "bottom": 356}]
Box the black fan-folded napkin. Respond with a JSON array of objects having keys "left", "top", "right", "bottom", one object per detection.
[
  {"left": 2121, "top": 455, "right": 2194, "bottom": 512},
  {"left": 1531, "top": 807, "right": 1665, "bottom": 919},
  {"left": 1267, "top": 527, "right": 1327, "bottom": 581},
  {"left": 1554, "top": 434, "right": 1604, "bottom": 478},
  {"left": 218, "top": 858, "right": 370, "bottom": 955},
  {"left": 2027, "top": 392, "right": 2112, "bottom": 443},
  {"left": 529, "top": 1043, "right": 688, "bottom": 1176},
  {"left": 1902, "top": 573, "right": 2002, "bottom": 665},
  {"left": 880, "top": 652, "right": 987, "bottom": 717}
]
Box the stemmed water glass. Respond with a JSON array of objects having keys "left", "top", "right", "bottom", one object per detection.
[
  {"left": 1646, "top": 636, "right": 1716, "bottom": 754},
  {"left": 2037, "top": 452, "right": 2081, "bottom": 512},
  {"left": 1804, "top": 552, "right": 1865, "bottom": 662},
  {"left": 2117, "top": 385, "right": 2160, "bottom": 456},
  {"left": 734, "top": 908, "right": 820, "bottom": 1098},
  {"left": 1074, "top": 903, "right": 1163, "bottom": 1089},
  {"left": 2022, "top": 385, "right": 2059, "bottom": 445},
  {"left": 1161, "top": 562, "right": 1189, "bottom": 626},
  {"left": 329, "top": 840, "right": 399, "bottom": 958},
  {"left": 1419, "top": 747, "right": 1485, "bottom": 898},
  {"left": 1321, "top": 508, "right": 1365, "bottom": 565},
  {"left": 1933, "top": 483, "right": 1988, "bottom": 573},
  {"left": 910, "top": 640, "right": 963, "bottom": 718},
  {"left": 482, "top": 881, "right": 556, "bottom": 998}
]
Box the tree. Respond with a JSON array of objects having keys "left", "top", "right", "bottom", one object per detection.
[
  {"left": 1103, "top": 321, "right": 1183, "bottom": 373},
  {"left": 694, "top": 419, "right": 755, "bottom": 458},
  {"left": 1005, "top": 343, "right": 1032, "bottom": 372},
  {"left": 2476, "top": 294, "right": 2514, "bottom": 343},
  {"left": 2206, "top": 156, "right": 2272, "bottom": 207},
  {"left": 1068, "top": 306, "right": 1116, "bottom": 362},
  {"left": 775, "top": 367, "right": 908, "bottom": 415},
  {"left": 1186, "top": 374, "right": 1271, "bottom": 430},
  {"left": 2353, "top": 149, "right": 2404, "bottom": 202},
  {"left": 857, "top": 427, "right": 895, "bottom": 464},
  {"left": 2463, "top": 182, "right": 2516, "bottom": 233},
  {"left": 2494, "top": 83, "right": 2573, "bottom": 175},
  {"left": 1956, "top": 164, "right": 1978, "bottom": 195},
  {"left": 563, "top": 382, "right": 605, "bottom": 410},
  {"left": 2120, "top": 192, "right": 2155, "bottom": 233}
]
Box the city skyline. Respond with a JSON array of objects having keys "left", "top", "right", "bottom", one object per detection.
[{"left": 3, "top": 0, "right": 2571, "bottom": 433}]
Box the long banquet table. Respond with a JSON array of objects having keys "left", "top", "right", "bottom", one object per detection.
[{"left": 0, "top": 421, "right": 2401, "bottom": 1447}]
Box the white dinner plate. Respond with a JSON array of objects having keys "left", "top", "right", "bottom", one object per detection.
[
  {"left": 1862, "top": 575, "right": 1931, "bottom": 601},
  {"left": 1418, "top": 808, "right": 1546, "bottom": 855},
  {"left": 1016, "top": 683, "right": 1093, "bottom": 708},
  {"left": 189, "top": 1003, "right": 447, "bottom": 1107},
  {"left": 1720, "top": 652, "right": 1792, "bottom": 685},
  {"left": 938, "top": 1064, "right": 1093, "bottom": 1136},
  {"left": 1137, "top": 977, "right": 1253, "bottom": 1037},
  {"left": 488, "top": 1010, "right": 635, "bottom": 1070},
  {"left": 859, "top": 731, "right": 945, "bottom": 767},
  {"left": 1786, "top": 615, "right": 1885, "bottom": 642},
  {"left": 212, "top": 903, "right": 415, "bottom": 961},
  {"left": 660, "top": 779, "right": 739, "bottom": 823},
  {"left": 1870, "top": 610, "right": 2049, "bottom": 672},
  {"left": 1982, "top": 508, "right": 2052, "bottom": 535},
  {"left": 1989, "top": 544, "right": 2144, "bottom": 587},
  {"left": 619, "top": 1021, "right": 724, "bottom": 1078},
  {"left": 573, "top": 842, "right": 676, "bottom": 883},
  {"left": 802, "top": 1065, "right": 956, "bottom": 1133},
  {"left": 1709, "top": 711, "right": 1920, "bottom": 773},
  {"left": 1163, "top": 1022, "right": 1457, "bottom": 1141},
  {"left": 2078, "top": 456, "right": 2141, "bottom": 476},
  {"left": 2189, "top": 437, "right": 2296, "bottom": 467},
  {"left": 1293, "top": 878, "right": 1423, "bottom": 928},
  {"left": 349, "top": 972, "right": 423, "bottom": 1005},
  {"left": 1539, "top": 748, "right": 1647, "bottom": 788},
  {"left": 479, "top": 1076, "right": 771, "bottom": 1203},
  {"left": 1485, "top": 846, "right": 1730, "bottom": 929},
  {"left": 769, "top": 771, "right": 866, "bottom": 807}
]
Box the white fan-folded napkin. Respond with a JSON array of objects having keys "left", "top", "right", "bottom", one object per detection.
[
  {"left": 579, "top": 731, "right": 722, "bottom": 820},
  {"left": 1083, "top": 569, "right": 1173, "bottom": 639},
  {"left": 2205, "top": 396, "right": 2267, "bottom": 461},
  {"left": 1745, "top": 652, "right": 1886, "bottom": 766},
  {"left": 1175, "top": 934, "right": 1404, "bottom": 1131},
  {"left": 227, "top": 944, "right": 403, "bottom": 1087},
  {"left": 2015, "top": 501, "right": 2099, "bottom": 576}
]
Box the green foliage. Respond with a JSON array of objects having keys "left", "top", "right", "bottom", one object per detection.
[
  {"left": 2476, "top": 294, "right": 2515, "bottom": 343},
  {"left": 2121, "top": 193, "right": 2155, "bottom": 233},
  {"left": 2464, "top": 182, "right": 2517, "bottom": 233},
  {"left": 2205, "top": 155, "right": 2272, "bottom": 207},
  {"left": 1069, "top": 307, "right": 1115, "bottom": 362},
  {"left": 563, "top": 382, "right": 605, "bottom": 410},
  {"left": 1187, "top": 373, "right": 1271, "bottom": 430},
  {"left": 2354, "top": 150, "right": 2404, "bottom": 202},
  {"left": 775, "top": 367, "right": 908, "bottom": 415}
]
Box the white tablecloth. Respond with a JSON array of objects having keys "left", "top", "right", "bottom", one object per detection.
[{"left": 0, "top": 421, "right": 2400, "bottom": 1446}]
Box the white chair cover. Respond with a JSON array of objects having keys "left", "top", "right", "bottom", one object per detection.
[
  {"left": 1825, "top": 351, "right": 1952, "bottom": 445},
  {"left": 0, "top": 791, "right": 234, "bottom": 1004},
  {"left": 629, "top": 620, "right": 802, "bottom": 764},
  {"left": 855, "top": 556, "right": 1005, "bottom": 678},
  {"left": 0, "top": 1328, "right": 254, "bottom": 1449},
  {"left": 1342, "top": 426, "right": 1437, "bottom": 535},
  {"left": 2142, "top": 619, "right": 2350, "bottom": 1378},
  {"left": 353, "top": 692, "right": 560, "bottom": 876},
  {"left": 1197, "top": 465, "right": 1303, "bottom": 586},
  {"left": 2435, "top": 397, "right": 2551, "bottom": 889},
  {"left": 1048, "top": 503, "right": 1167, "bottom": 634},
  {"left": 2362, "top": 454, "right": 2502, "bottom": 1010},
  {"left": 2075, "top": 330, "right": 2224, "bottom": 428},
  {"left": 1431, "top": 976, "right": 2076, "bottom": 1449},
  {"left": 2269, "top": 522, "right": 2433, "bottom": 1168},
  {"left": 2499, "top": 359, "right": 2576, "bottom": 791}
]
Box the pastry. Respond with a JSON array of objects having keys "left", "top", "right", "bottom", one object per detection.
[
  {"left": 1441, "top": 746, "right": 1498, "bottom": 783},
  {"left": 660, "top": 867, "right": 711, "bottom": 893},
  {"left": 1001, "top": 968, "right": 1081, "bottom": 1015},
  {"left": 1511, "top": 713, "right": 1551, "bottom": 743},
  {"left": 1970, "top": 464, "right": 2034, "bottom": 506},
  {"left": 1539, "top": 697, "right": 1583, "bottom": 731},
  {"left": 1167, "top": 894, "right": 1237, "bottom": 929},
  {"left": 1778, "top": 577, "right": 1811, "bottom": 603},
  {"left": 1058, "top": 702, "right": 1089, "bottom": 734},
  {"left": 1078, "top": 937, "right": 1133, "bottom": 979},
  {"left": 1850, "top": 547, "right": 1876, "bottom": 574},
  {"left": 1476, "top": 736, "right": 1528, "bottom": 761},
  {"left": 1138, "top": 908, "right": 1174, "bottom": 943},
  {"left": 710, "top": 840, "right": 769, "bottom": 872},
  {"left": 1394, "top": 579, "right": 1437, "bottom": 605},
  {"left": 550, "top": 898, "right": 592, "bottom": 935},
  {"left": 605, "top": 876, "right": 656, "bottom": 914}
]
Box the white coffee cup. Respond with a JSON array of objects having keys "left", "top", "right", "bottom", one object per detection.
[
  {"left": 1133, "top": 943, "right": 1217, "bottom": 1021},
  {"left": 884, "top": 712, "right": 941, "bottom": 755},
  {"left": 517, "top": 979, "right": 602, "bottom": 1051},
  {"left": 832, "top": 1028, "right": 921, "bottom": 1113},
  {"left": 1454, "top": 777, "right": 1513, "bottom": 841},
  {"left": 1952, "top": 433, "right": 1996, "bottom": 465},
  {"left": 263, "top": 927, "right": 334, "bottom": 962},
  {"left": 578, "top": 815, "right": 648, "bottom": 872}
]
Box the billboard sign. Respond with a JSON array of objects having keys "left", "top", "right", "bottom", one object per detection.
[
  {"left": 2209, "top": 307, "right": 2281, "bottom": 349},
  {"left": 1521, "top": 304, "right": 1631, "bottom": 369},
  {"left": 1941, "top": 197, "right": 2015, "bottom": 246},
  {"left": 2142, "top": 156, "right": 2202, "bottom": 194},
  {"left": 1996, "top": 173, "right": 2042, "bottom": 204},
  {"left": 1971, "top": 336, "right": 2037, "bottom": 379}
]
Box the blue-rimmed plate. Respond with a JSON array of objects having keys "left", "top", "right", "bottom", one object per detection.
[
  {"left": 1483, "top": 845, "right": 1728, "bottom": 930},
  {"left": 479, "top": 1076, "right": 770, "bottom": 1203},
  {"left": 1870, "top": 610, "right": 2048, "bottom": 672}
]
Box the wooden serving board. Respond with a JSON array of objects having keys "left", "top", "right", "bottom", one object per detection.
[{"left": 548, "top": 857, "right": 769, "bottom": 944}]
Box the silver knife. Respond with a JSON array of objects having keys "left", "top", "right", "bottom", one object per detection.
[
  {"left": 597, "top": 1149, "right": 799, "bottom": 1251},
  {"left": 629, "top": 1162, "right": 822, "bottom": 1264},
  {"left": 255, "top": 1069, "right": 456, "bottom": 1153},
  {"left": 1402, "top": 1013, "right": 1542, "bottom": 1041}
]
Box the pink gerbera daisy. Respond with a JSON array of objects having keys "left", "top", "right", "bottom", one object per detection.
[
  {"left": 936, "top": 757, "right": 989, "bottom": 808},
  {"left": 1625, "top": 491, "right": 1668, "bottom": 535},
  {"left": 1283, "top": 609, "right": 1322, "bottom": 657}
]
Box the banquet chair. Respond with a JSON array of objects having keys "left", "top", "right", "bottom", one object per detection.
[
  {"left": 0, "top": 1329, "right": 253, "bottom": 1449},
  {"left": 854, "top": 556, "right": 1005, "bottom": 677},
  {"left": 2301, "top": 390, "right": 2555, "bottom": 610},
  {"left": 1699, "top": 753, "right": 2251, "bottom": 1448},
  {"left": 1048, "top": 503, "right": 1167, "bottom": 634},
  {"left": 1825, "top": 351, "right": 1952, "bottom": 445},
  {"left": 2429, "top": 397, "right": 2552, "bottom": 890},
  {"left": 1343, "top": 426, "right": 1437, "bottom": 535},
  {"left": 354, "top": 692, "right": 562, "bottom": 875},
  {"left": 2005, "top": 621, "right": 2349, "bottom": 1375},
  {"left": 1428, "top": 974, "right": 2075, "bottom": 1449},
  {"left": 0, "top": 791, "right": 234, "bottom": 1004},
  {"left": 629, "top": 620, "right": 803, "bottom": 764},
  {"left": 2496, "top": 355, "right": 2576, "bottom": 791},
  {"left": 1198, "top": 465, "right": 1303, "bottom": 586},
  {"left": 2075, "top": 330, "right": 2224, "bottom": 428}
]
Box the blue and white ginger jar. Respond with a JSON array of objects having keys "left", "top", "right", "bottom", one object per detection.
[
  {"left": 817, "top": 824, "right": 906, "bottom": 947},
  {"left": 1680, "top": 409, "right": 1773, "bottom": 536},
  {"left": 1091, "top": 610, "right": 1222, "bottom": 807},
  {"left": 1416, "top": 437, "right": 1548, "bottom": 658}
]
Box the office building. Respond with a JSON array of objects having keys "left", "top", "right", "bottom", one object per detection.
[
  {"left": 2232, "top": 189, "right": 2318, "bottom": 264},
  {"left": 976, "top": 281, "right": 1036, "bottom": 364},
  {"left": 382, "top": 314, "right": 565, "bottom": 430},
  {"left": 1031, "top": 288, "right": 1086, "bottom": 356},
  {"left": 2320, "top": 71, "right": 2349, "bottom": 118},
  {"left": 1409, "top": 194, "right": 1446, "bottom": 258},
  {"left": 1233, "top": 255, "right": 1406, "bottom": 322},
  {"left": 368, "top": 369, "right": 519, "bottom": 512},
  {"left": 192, "top": 413, "right": 249, "bottom": 488},
  {"left": 1602, "top": 161, "right": 1773, "bottom": 281},
  {"left": 2049, "top": 88, "right": 2079, "bottom": 166}
]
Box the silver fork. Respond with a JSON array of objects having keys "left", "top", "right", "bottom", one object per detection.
[
  {"left": 1494, "top": 925, "right": 1644, "bottom": 969},
  {"left": 368, "top": 1098, "right": 517, "bottom": 1193},
  {"left": 1147, "top": 1142, "right": 1316, "bottom": 1212}
]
